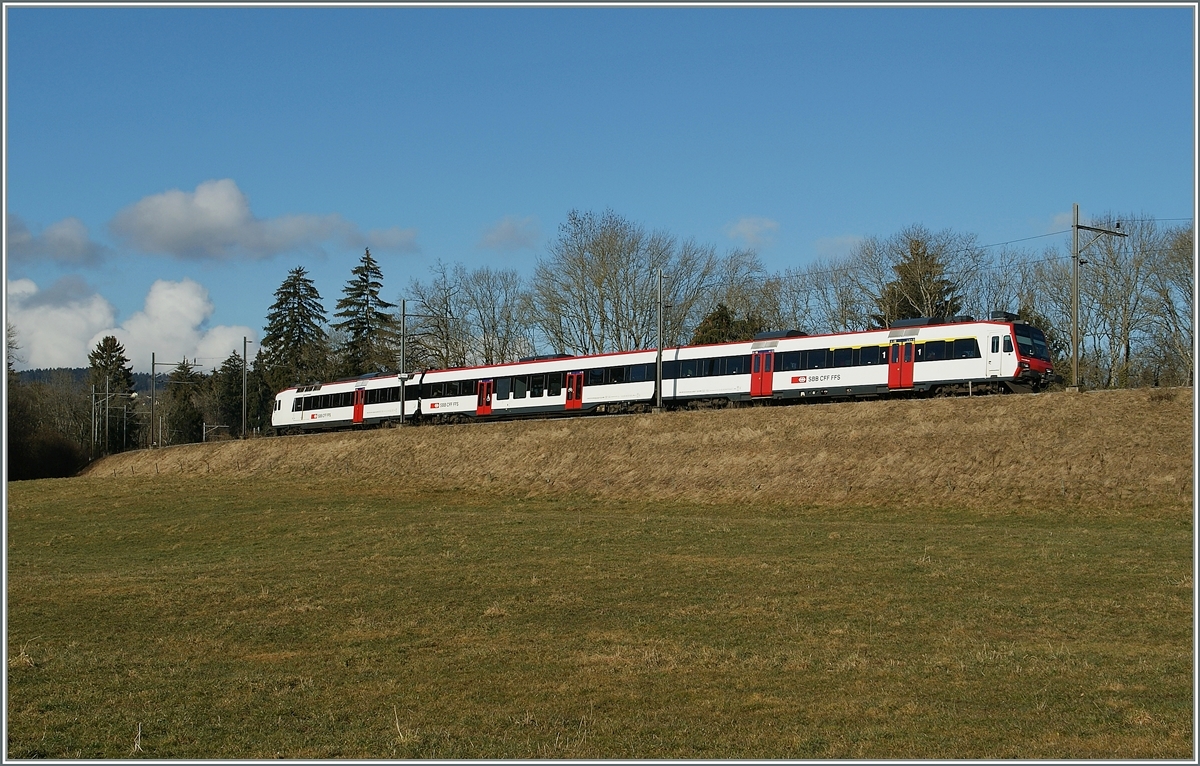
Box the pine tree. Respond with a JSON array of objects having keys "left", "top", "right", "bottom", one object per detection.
[
  {"left": 333, "top": 248, "right": 399, "bottom": 375},
  {"left": 213, "top": 351, "right": 246, "bottom": 438},
  {"left": 88, "top": 335, "right": 139, "bottom": 454},
  {"left": 262, "top": 266, "right": 329, "bottom": 389},
  {"left": 690, "top": 303, "right": 769, "bottom": 345},
  {"left": 88, "top": 336, "right": 135, "bottom": 393},
  {"left": 165, "top": 360, "right": 204, "bottom": 445},
  {"left": 871, "top": 237, "right": 963, "bottom": 328}
]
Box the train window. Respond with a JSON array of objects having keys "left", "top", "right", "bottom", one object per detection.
[
  {"left": 953, "top": 338, "right": 981, "bottom": 359},
  {"left": 1014, "top": 325, "right": 1051, "bottom": 361},
  {"left": 804, "top": 349, "right": 830, "bottom": 370},
  {"left": 605, "top": 366, "right": 627, "bottom": 385},
  {"left": 726, "top": 355, "right": 749, "bottom": 375},
  {"left": 680, "top": 359, "right": 697, "bottom": 378},
  {"left": 860, "top": 346, "right": 884, "bottom": 366},
  {"left": 833, "top": 348, "right": 853, "bottom": 368},
  {"left": 496, "top": 377, "right": 511, "bottom": 400},
  {"left": 630, "top": 364, "right": 647, "bottom": 382},
  {"left": 923, "top": 340, "right": 947, "bottom": 362},
  {"left": 587, "top": 368, "right": 605, "bottom": 386},
  {"left": 1003, "top": 336, "right": 1014, "bottom": 353},
  {"left": 662, "top": 361, "right": 679, "bottom": 379},
  {"left": 776, "top": 351, "right": 801, "bottom": 371},
  {"left": 547, "top": 371, "right": 563, "bottom": 396},
  {"left": 699, "top": 359, "right": 714, "bottom": 377},
  {"left": 513, "top": 376, "right": 528, "bottom": 399},
  {"left": 530, "top": 374, "right": 546, "bottom": 397},
  {"left": 293, "top": 398, "right": 303, "bottom": 412},
  {"left": 991, "top": 336, "right": 1000, "bottom": 354}
]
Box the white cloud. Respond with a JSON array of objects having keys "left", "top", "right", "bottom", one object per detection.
[
  {"left": 479, "top": 215, "right": 539, "bottom": 251},
  {"left": 6, "top": 277, "right": 118, "bottom": 369},
  {"left": 1050, "top": 212, "right": 1074, "bottom": 231},
  {"left": 109, "top": 179, "right": 418, "bottom": 260},
  {"left": 813, "top": 234, "right": 864, "bottom": 260},
  {"left": 358, "top": 226, "right": 420, "bottom": 253},
  {"left": 5, "top": 277, "right": 255, "bottom": 372},
  {"left": 724, "top": 216, "right": 780, "bottom": 249},
  {"left": 7, "top": 213, "right": 109, "bottom": 266},
  {"left": 89, "top": 279, "right": 256, "bottom": 372}
]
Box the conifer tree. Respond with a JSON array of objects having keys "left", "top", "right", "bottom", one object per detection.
[
  {"left": 333, "top": 248, "right": 399, "bottom": 375},
  {"left": 88, "top": 335, "right": 139, "bottom": 454},
  {"left": 689, "top": 303, "right": 769, "bottom": 345},
  {"left": 871, "top": 236, "right": 963, "bottom": 327},
  {"left": 213, "top": 350, "right": 246, "bottom": 438},
  {"left": 262, "top": 266, "right": 328, "bottom": 388},
  {"left": 165, "top": 359, "right": 204, "bottom": 445},
  {"left": 88, "top": 335, "right": 135, "bottom": 394}
]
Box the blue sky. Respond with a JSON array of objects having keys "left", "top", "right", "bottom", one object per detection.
[{"left": 4, "top": 4, "right": 1195, "bottom": 372}]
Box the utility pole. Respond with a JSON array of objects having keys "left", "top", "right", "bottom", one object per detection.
[
  {"left": 242, "top": 336, "right": 248, "bottom": 439},
  {"left": 655, "top": 269, "right": 664, "bottom": 411},
  {"left": 400, "top": 299, "right": 406, "bottom": 424},
  {"left": 150, "top": 352, "right": 156, "bottom": 448},
  {"left": 1070, "top": 203, "right": 1126, "bottom": 392}
]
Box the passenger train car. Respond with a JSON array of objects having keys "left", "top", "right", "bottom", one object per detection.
[{"left": 271, "top": 313, "right": 1057, "bottom": 433}]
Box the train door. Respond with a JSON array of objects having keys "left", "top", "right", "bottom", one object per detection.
[
  {"left": 751, "top": 350, "right": 774, "bottom": 397},
  {"left": 888, "top": 340, "right": 915, "bottom": 389},
  {"left": 565, "top": 371, "right": 584, "bottom": 410},
  {"left": 352, "top": 386, "right": 366, "bottom": 424},
  {"left": 476, "top": 379, "right": 494, "bottom": 416},
  {"left": 986, "top": 334, "right": 1002, "bottom": 377}
]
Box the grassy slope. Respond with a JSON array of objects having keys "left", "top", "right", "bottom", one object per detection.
[
  {"left": 84, "top": 387, "right": 1191, "bottom": 513},
  {"left": 8, "top": 388, "right": 1194, "bottom": 758}
]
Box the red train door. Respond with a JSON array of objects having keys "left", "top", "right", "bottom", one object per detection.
[
  {"left": 476, "top": 379, "right": 494, "bottom": 416},
  {"left": 751, "top": 350, "right": 774, "bottom": 397},
  {"left": 888, "top": 340, "right": 915, "bottom": 389},
  {"left": 353, "top": 387, "right": 365, "bottom": 423},
  {"left": 565, "top": 371, "right": 584, "bottom": 410}
]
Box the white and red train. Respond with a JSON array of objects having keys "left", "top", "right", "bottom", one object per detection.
[{"left": 270, "top": 313, "right": 1057, "bottom": 432}]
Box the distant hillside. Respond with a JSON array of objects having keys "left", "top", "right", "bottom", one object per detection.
[
  {"left": 81, "top": 388, "right": 1192, "bottom": 513},
  {"left": 18, "top": 368, "right": 157, "bottom": 395}
]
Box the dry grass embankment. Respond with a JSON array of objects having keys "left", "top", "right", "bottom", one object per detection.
[
  {"left": 12, "top": 386, "right": 1193, "bottom": 758},
  {"left": 84, "top": 387, "right": 1192, "bottom": 512}
]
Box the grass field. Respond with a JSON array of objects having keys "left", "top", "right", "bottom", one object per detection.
[{"left": 7, "top": 467, "right": 1193, "bottom": 758}]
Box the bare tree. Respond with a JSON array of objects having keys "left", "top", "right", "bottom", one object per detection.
[
  {"left": 458, "top": 265, "right": 536, "bottom": 365},
  {"left": 706, "top": 248, "right": 784, "bottom": 333},
  {"left": 1145, "top": 225, "right": 1194, "bottom": 385},
  {"left": 779, "top": 259, "right": 874, "bottom": 334},
  {"left": 406, "top": 261, "right": 474, "bottom": 370},
  {"left": 530, "top": 210, "right": 721, "bottom": 354}
]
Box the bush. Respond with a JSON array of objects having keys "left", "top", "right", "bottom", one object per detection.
[{"left": 8, "top": 432, "right": 87, "bottom": 481}]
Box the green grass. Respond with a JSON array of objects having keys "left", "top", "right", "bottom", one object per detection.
[{"left": 6, "top": 477, "right": 1193, "bottom": 758}]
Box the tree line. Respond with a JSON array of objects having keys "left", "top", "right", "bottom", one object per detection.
[{"left": 6, "top": 209, "right": 1192, "bottom": 480}]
